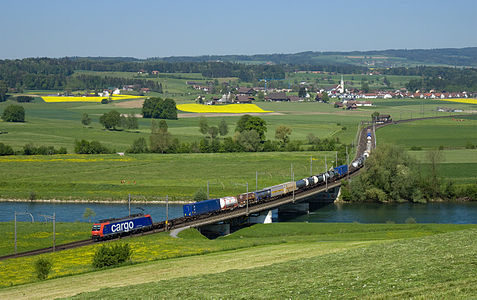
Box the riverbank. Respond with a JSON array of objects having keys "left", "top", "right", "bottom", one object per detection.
[{"left": 0, "top": 198, "right": 192, "bottom": 204}]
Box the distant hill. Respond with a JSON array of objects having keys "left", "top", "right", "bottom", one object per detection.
[{"left": 154, "top": 47, "right": 477, "bottom": 68}]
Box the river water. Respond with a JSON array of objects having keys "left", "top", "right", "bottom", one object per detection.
[{"left": 2, "top": 201, "right": 477, "bottom": 224}]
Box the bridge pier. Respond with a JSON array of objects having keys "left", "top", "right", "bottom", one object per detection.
[
  {"left": 248, "top": 209, "right": 275, "bottom": 224},
  {"left": 198, "top": 223, "right": 230, "bottom": 238},
  {"left": 278, "top": 202, "right": 309, "bottom": 215}
]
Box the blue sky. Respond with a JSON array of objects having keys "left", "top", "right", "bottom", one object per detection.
[{"left": 1, "top": 0, "right": 476, "bottom": 59}]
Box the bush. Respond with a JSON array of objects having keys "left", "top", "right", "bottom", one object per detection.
[
  {"left": 101, "top": 98, "right": 109, "bottom": 104},
  {"left": 193, "top": 189, "right": 208, "bottom": 201},
  {"left": 2, "top": 104, "right": 25, "bottom": 122},
  {"left": 15, "top": 96, "right": 34, "bottom": 103},
  {"left": 405, "top": 217, "right": 417, "bottom": 224},
  {"left": 127, "top": 137, "right": 148, "bottom": 153},
  {"left": 0, "top": 143, "right": 14, "bottom": 156},
  {"left": 92, "top": 243, "right": 132, "bottom": 268},
  {"left": 34, "top": 258, "right": 52, "bottom": 280},
  {"left": 74, "top": 139, "right": 112, "bottom": 154},
  {"left": 22, "top": 143, "right": 67, "bottom": 155},
  {"left": 410, "top": 146, "right": 422, "bottom": 151}
]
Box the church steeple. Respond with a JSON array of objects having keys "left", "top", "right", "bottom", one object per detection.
[{"left": 339, "top": 75, "right": 344, "bottom": 94}]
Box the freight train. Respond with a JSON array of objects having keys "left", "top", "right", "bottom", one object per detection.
[
  {"left": 183, "top": 156, "right": 366, "bottom": 218},
  {"left": 92, "top": 128, "right": 372, "bottom": 240}
]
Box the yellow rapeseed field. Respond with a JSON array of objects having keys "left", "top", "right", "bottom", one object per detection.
[
  {"left": 42, "top": 94, "right": 143, "bottom": 103},
  {"left": 176, "top": 103, "right": 273, "bottom": 113},
  {"left": 438, "top": 98, "right": 477, "bottom": 105}
]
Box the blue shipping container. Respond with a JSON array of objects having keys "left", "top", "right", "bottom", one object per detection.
[
  {"left": 334, "top": 165, "right": 349, "bottom": 176},
  {"left": 183, "top": 199, "right": 221, "bottom": 216},
  {"left": 103, "top": 215, "right": 153, "bottom": 236}
]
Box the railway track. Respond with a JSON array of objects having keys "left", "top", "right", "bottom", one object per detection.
[{"left": 2, "top": 113, "right": 468, "bottom": 261}]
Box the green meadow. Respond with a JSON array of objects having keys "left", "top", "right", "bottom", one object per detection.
[
  {"left": 0, "top": 152, "right": 337, "bottom": 201},
  {"left": 0, "top": 222, "right": 91, "bottom": 256},
  {"left": 0, "top": 223, "right": 475, "bottom": 298}
]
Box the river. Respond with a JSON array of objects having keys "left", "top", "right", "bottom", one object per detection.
[{"left": 2, "top": 201, "right": 477, "bottom": 224}]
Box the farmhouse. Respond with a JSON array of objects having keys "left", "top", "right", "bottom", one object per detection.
[
  {"left": 235, "top": 95, "right": 255, "bottom": 104},
  {"left": 237, "top": 87, "right": 256, "bottom": 95},
  {"left": 266, "top": 92, "right": 288, "bottom": 101}
]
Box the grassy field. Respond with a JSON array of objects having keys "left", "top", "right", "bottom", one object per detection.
[
  {"left": 0, "top": 223, "right": 475, "bottom": 298},
  {"left": 408, "top": 149, "right": 477, "bottom": 184},
  {"left": 0, "top": 100, "right": 366, "bottom": 152},
  {"left": 0, "top": 222, "right": 91, "bottom": 256},
  {"left": 378, "top": 116, "right": 477, "bottom": 149},
  {"left": 0, "top": 152, "right": 338, "bottom": 201},
  {"left": 69, "top": 227, "right": 477, "bottom": 299}
]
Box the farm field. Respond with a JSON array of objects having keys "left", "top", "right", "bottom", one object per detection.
[
  {"left": 0, "top": 100, "right": 365, "bottom": 152},
  {"left": 0, "top": 152, "right": 338, "bottom": 201},
  {"left": 409, "top": 149, "right": 477, "bottom": 184},
  {"left": 0, "top": 223, "right": 475, "bottom": 298},
  {"left": 378, "top": 116, "right": 477, "bottom": 149},
  {"left": 0, "top": 222, "right": 91, "bottom": 256}
]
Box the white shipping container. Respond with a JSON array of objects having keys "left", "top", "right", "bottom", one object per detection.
[{"left": 219, "top": 196, "right": 238, "bottom": 210}]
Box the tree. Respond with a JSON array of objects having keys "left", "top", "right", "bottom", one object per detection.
[
  {"left": 298, "top": 86, "right": 306, "bottom": 98},
  {"left": 320, "top": 92, "right": 329, "bottom": 103},
  {"left": 361, "top": 80, "right": 370, "bottom": 93},
  {"left": 371, "top": 111, "right": 380, "bottom": 121},
  {"left": 150, "top": 120, "right": 171, "bottom": 153},
  {"left": 235, "top": 115, "right": 267, "bottom": 141},
  {"left": 0, "top": 80, "right": 8, "bottom": 102},
  {"left": 81, "top": 113, "right": 91, "bottom": 126},
  {"left": 0, "top": 143, "right": 14, "bottom": 156},
  {"left": 193, "top": 189, "right": 208, "bottom": 201},
  {"left": 142, "top": 97, "right": 177, "bottom": 120},
  {"left": 99, "top": 110, "right": 121, "bottom": 130},
  {"left": 127, "top": 137, "right": 148, "bottom": 153},
  {"left": 208, "top": 126, "right": 219, "bottom": 139},
  {"left": 347, "top": 144, "right": 420, "bottom": 203},
  {"left": 275, "top": 125, "right": 292, "bottom": 145},
  {"left": 235, "top": 130, "right": 261, "bottom": 152},
  {"left": 121, "top": 114, "right": 138, "bottom": 130},
  {"left": 425, "top": 149, "right": 444, "bottom": 199},
  {"left": 2, "top": 104, "right": 25, "bottom": 122},
  {"left": 219, "top": 119, "right": 228, "bottom": 136},
  {"left": 83, "top": 208, "right": 96, "bottom": 223},
  {"left": 383, "top": 76, "right": 391, "bottom": 88},
  {"left": 198, "top": 116, "right": 209, "bottom": 135},
  {"left": 160, "top": 98, "right": 178, "bottom": 120}
]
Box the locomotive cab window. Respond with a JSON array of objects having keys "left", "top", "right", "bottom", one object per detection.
[{"left": 92, "top": 225, "right": 101, "bottom": 231}]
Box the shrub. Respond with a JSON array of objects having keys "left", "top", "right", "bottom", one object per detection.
[
  {"left": 74, "top": 139, "right": 111, "bottom": 154},
  {"left": 92, "top": 243, "right": 132, "bottom": 268},
  {"left": 15, "top": 96, "right": 34, "bottom": 103},
  {"left": 193, "top": 189, "right": 208, "bottom": 201},
  {"left": 34, "top": 258, "right": 52, "bottom": 280},
  {"left": 410, "top": 146, "right": 422, "bottom": 151},
  {"left": 405, "top": 217, "right": 417, "bottom": 224},
  {"left": 2, "top": 104, "right": 25, "bottom": 122},
  {"left": 127, "top": 137, "right": 148, "bottom": 153},
  {"left": 0, "top": 143, "right": 14, "bottom": 156},
  {"left": 101, "top": 98, "right": 109, "bottom": 104}
]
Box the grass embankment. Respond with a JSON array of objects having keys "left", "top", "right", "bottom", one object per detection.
[
  {"left": 0, "top": 223, "right": 475, "bottom": 299},
  {"left": 0, "top": 222, "right": 91, "bottom": 256},
  {"left": 0, "top": 152, "right": 337, "bottom": 201},
  {"left": 72, "top": 226, "right": 477, "bottom": 299}
]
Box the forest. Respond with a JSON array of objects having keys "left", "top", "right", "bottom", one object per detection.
[{"left": 0, "top": 55, "right": 476, "bottom": 92}]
